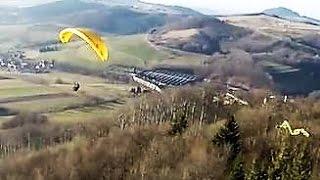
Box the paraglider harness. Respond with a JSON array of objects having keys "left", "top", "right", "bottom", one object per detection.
[{"left": 73, "top": 82, "right": 80, "bottom": 92}]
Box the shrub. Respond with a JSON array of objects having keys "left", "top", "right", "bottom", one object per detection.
[{"left": 2, "top": 112, "right": 48, "bottom": 130}]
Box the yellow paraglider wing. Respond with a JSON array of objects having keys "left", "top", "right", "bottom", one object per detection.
[
  {"left": 59, "top": 28, "right": 109, "bottom": 62},
  {"left": 279, "top": 120, "right": 310, "bottom": 138}
]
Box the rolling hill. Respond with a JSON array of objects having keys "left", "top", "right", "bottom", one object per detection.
[
  {"left": 85, "top": 0, "right": 201, "bottom": 15},
  {"left": 18, "top": 0, "right": 170, "bottom": 34},
  {"left": 150, "top": 16, "right": 250, "bottom": 55},
  {"left": 263, "top": 7, "right": 320, "bottom": 25},
  {"left": 0, "top": 0, "right": 200, "bottom": 35}
]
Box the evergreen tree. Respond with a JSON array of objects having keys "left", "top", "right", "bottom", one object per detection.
[
  {"left": 212, "top": 116, "right": 244, "bottom": 178},
  {"left": 212, "top": 116, "right": 241, "bottom": 161}
]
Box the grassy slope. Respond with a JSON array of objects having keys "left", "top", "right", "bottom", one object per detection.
[
  {"left": 1, "top": 96, "right": 87, "bottom": 112},
  {"left": 0, "top": 24, "right": 203, "bottom": 69},
  {"left": 38, "top": 34, "right": 171, "bottom": 69},
  {"left": 0, "top": 86, "right": 58, "bottom": 99},
  {"left": 48, "top": 104, "right": 117, "bottom": 125}
]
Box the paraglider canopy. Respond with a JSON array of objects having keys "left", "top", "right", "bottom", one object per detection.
[{"left": 59, "top": 28, "right": 109, "bottom": 62}]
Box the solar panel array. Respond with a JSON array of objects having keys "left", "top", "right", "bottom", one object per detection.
[{"left": 135, "top": 69, "right": 198, "bottom": 87}]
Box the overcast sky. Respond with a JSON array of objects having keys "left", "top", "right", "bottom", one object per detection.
[
  {"left": 0, "top": 0, "right": 55, "bottom": 7},
  {"left": 1, "top": 0, "right": 320, "bottom": 19},
  {"left": 143, "top": 0, "right": 320, "bottom": 19}
]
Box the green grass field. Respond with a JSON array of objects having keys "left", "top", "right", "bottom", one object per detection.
[
  {"left": 105, "top": 35, "right": 170, "bottom": 66},
  {"left": 0, "top": 79, "right": 39, "bottom": 89},
  {"left": 48, "top": 104, "right": 118, "bottom": 125},
  {"left": 0, "top": 86, "right": 58, "bottom": 99},
  {"left": 0, "top": 71, "right": 130, "bottom": 126},
  {"left": 260, "top": 61, "right": 300, "bottom": 74},
  {"left": 2, "top": 96, "right": 86, "bottom": 112}
]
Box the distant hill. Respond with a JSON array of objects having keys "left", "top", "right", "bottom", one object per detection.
[
  {"left": 84, "top": 0, "right": 201, "bottom": 15},
  {"left": 20, "top": 0, "right": 103, "bottom": 20},
  {"left": 18, "top": 0, "right": 171, "bottom": 34},
  {"left": 150, "top": 16, "right": 250, "bottom": 55},
  {"left": 56, "top": 6, "right": 170, "bottom": 34},
  {"left": 0, "top": 0, "right": 201, "bottom": 35},
  {"left": 263, "top": 7, "right": 320, "bottom": 25},
  {"left": 263, "top": 7, "right": 300, "bottom": 18}
]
